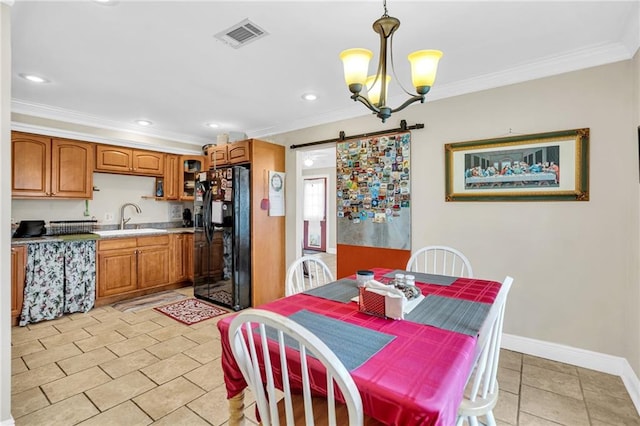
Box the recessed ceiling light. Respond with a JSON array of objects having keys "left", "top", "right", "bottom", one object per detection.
[
  {"left": 135, "top": 119, "right": 153, "bottom": 126},
  {"left": 302, "top": 93, "right": 317, "bottom": 101},
  {"left": 93, "top": 0, "right": 118, "bottom": 5},
  {"left": 19, "top": 73, "right": 49, "bottom": 84},
  {"left": 206, "top": 123, "right": 219, "bottom": 129}
]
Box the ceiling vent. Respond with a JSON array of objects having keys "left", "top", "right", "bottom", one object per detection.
[{"left": 215, "top": 18, "right": 268, "bottom": 49}]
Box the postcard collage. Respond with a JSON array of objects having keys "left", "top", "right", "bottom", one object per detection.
[{"left": 336, "top": 131, "right": 411, "bottom": 225}]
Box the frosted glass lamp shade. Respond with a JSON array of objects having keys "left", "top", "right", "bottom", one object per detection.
[
  {"left": 340, "top": 48, "right": 373, "bottom": 93},
  {"left": 365, "top": 74, "right": 391, "bottom": 106},
  {"left": 408, "top": 50, "right": 443, "bottom": 94}
]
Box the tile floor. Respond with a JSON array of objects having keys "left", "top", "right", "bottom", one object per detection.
[{"left": 10, "top": 256, "right": 640, "bottom": 425}]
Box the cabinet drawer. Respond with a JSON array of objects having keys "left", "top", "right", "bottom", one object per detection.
[
  {"left": 136, "top": 235, "right": 170, "bottom": 247},
  {"left": 98, "top": 238, "right": 137, "bottom": 250}
]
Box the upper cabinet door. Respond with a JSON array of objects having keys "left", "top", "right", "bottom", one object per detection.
[
  {"left": 164, "top": 154, "right": 179, "bottom": 200},
  {"left": 208, "top": 145, "right": 228, "bottom": 168},
  {"left": 12, "top": 133, "right": 52, "bottom": 197},
  {"left": 51, "top": 139, "right": 94, "bottom": 198},
  {"left": 96, "top": 145, "right": 133, "bottom": 173},
  {"left": 228, "top": 141, "right": 251, "bottom": 164},
  {"left": 95, "top": 145, "right": 164, "bottom": 176},
  {"left": 132, "top": 150, "right": 164, "bottom": 176}
]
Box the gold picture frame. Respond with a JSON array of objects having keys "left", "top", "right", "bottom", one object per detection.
[{"left": 445, "top": 128, "right": 589, "bottom": 201}]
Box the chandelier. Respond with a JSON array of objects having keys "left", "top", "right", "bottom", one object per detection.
[{"left": 339, "top": 0, "right": 442, "bottom": 123}]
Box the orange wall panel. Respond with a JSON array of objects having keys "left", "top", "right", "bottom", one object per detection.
[{"left": 337, "top": 244, "right": 410, "bottom": 278}]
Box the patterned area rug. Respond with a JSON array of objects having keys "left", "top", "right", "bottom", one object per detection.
[
  {"left": 112, "top": 290, "right": 188, "bottom": 313},
  {"left": 155, "top": 298, "right": 229, "bottom": 325}
]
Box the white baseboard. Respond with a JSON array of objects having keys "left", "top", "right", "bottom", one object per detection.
[
  {"left": 326, "top": 247, "right": 336, "bottom": 255},
  {"left": 502, "top": 333, "right": 640, "bottom": 415},
  {"left": 0, "top": 416, "right": 15, "bottom": 426}
]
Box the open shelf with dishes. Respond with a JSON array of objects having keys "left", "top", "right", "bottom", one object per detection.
[{"left": 180, "top": 156, "right": 204, "bottom": 201}]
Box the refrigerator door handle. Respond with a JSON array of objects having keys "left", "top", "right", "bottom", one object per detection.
[{"left": 203, "top": 188, "right": 213, "bottom": 244}]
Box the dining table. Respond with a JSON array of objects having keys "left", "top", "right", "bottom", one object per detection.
[{"left": 217, "top": 268, "right": 503, "bottom": 426}]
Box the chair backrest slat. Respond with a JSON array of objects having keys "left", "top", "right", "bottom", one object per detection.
[
  {"left": 286, "top": 255, "right": 335, "bottom": 296},
  {"left": 407, "top": 245, "right": 474, "bottom": 277},
  {"left": 457, "top": 276, "right": 513, "bottom": 426},
  {"left": 229, "top": 309, "right": 364, "bottom": 426}
]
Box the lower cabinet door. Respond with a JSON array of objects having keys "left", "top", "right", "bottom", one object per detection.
[
  {"left": 11, "top": 246, "right": 26, "bottom": 321},
  {"left": 138, "top": 245, "right": 170, "bottom": 288},
  {"left": 169, "top": 234, "right": 188, "bottom": 283},
  {"left": 98, "top": 248, "right": 137, "bottom": 297}
]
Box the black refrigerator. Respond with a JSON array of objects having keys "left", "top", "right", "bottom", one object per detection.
[{"left": 193, "top": 165, "right": 251, "bottom": 311}]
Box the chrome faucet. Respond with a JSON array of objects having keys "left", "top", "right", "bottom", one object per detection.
[{"left": 120, "top": 203, "right": 142, "bottom": 229}]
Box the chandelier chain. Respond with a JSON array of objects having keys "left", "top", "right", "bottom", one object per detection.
[{"left": 382, "top": 0, "right": 388, "bottom": 17}]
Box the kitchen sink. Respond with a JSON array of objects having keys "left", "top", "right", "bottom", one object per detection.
[{"left": 92, "top": 228, "right": 168, "bottom": 237}]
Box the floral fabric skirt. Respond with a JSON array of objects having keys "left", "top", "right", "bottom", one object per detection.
[{"left": 19, "top": 241, "right": 96, "bottom": 326}]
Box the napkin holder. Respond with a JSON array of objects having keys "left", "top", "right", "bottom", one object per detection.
[{"left": 358, "top": 280, "right": 405, "bottom": 320}]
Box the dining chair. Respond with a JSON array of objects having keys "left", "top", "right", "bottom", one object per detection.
[
  {"left": 456, "top": 276, "right": 514, "bottom": 426},
  {"left": 228, "top": 308, "right": 364, "bottom": 426},
  {"left": 406, "top": 245, "right": 474, "bottom": 277},
  {"left": 285, "top": 254, "right": 335, "bottom": 296}
]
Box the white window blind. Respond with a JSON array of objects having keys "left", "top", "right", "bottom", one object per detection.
[{"left": 303, "top": 178, "right": 325, "bottom": 221}]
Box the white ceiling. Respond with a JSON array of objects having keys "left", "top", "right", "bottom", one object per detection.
[{"left": 10, "top": 1, "right": 640, "bottom": 149}]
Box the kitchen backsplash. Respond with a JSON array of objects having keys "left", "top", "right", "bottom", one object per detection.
[{"left": 11, "top": 173, "right": 191, "bottom": 226}]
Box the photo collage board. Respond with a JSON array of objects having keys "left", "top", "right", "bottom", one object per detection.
[{"left": 336, "top": 131, "right": 411, "bottom": 250}]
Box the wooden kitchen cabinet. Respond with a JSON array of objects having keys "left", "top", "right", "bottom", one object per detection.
[
  {"left": 162, "top": 154, "right": 180, "bottom": 200},
  {"left": 96, "top": 234, "right": 174, "bottom": 305},
  {"left": 97, "top": 238, "right": 138, "bottom": 297},
  {"left": 228, "top": 140, "right": 251, "bottom": 164},
  {"left": 137, "top": 236, "right": 170, "bottom": 288},
  {"left": 11, "top": 245, "right": 26, "bottom": 326},
  {"left": 205, "top": 140, "right": 250, "bottom": 169},
  {"left": 206, "top": 145, "right": 227, "bottom": 169},
  {"left": 95, "top": 145, "right": 165, "bottom": 176},
  {"left": 169, "top": 233, "right": 189, "bottom": 283},
  {"left": 179, "top": 156, "right": 204, "bottom": 200},
  {"left": 12, "top": 132, "right": 94, "bottom": 199},
  {"left": 185, "top": 233, "right": 194, "bottom": 281}
]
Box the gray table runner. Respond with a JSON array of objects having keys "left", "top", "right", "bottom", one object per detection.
[
  {"left": 303, "top": 278, "right": 359, "bottom": 303},
  {"left": 384, "top": 269, "right": 458, "bottom": 286},
  {"left": 263, "top": 310, "right": 395, "bottom": 371},
  {"left": 405, "top": 295, "right": 490, "bottom": 336}
]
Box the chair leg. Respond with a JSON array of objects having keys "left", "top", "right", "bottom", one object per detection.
[{"left": 485, "top": 411, "right": 496, "bottom": 426}]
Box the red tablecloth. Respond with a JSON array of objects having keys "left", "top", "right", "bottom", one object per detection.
[{"left": 217, "top": 268, "right": 502, "bottom": 426}]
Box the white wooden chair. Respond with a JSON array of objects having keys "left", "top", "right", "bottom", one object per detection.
[
  {"left": 285, "top": 255, "right": 335, "bottom": 296},
  {"left": 456, "top": 276, "right": 514, "bottom": 426},
  {"left": 406, "top": 245, "right": 474, "bottom": 277},
  {"left": 228, "top": 308, "right": 364, "bottom": 426}
]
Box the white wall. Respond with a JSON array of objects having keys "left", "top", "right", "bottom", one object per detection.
[
  {"left": 1, "top": 3, "right": 11, "bottom": 424},
  {"left": 11, "top": 173, "right": 191, "bottom": 228},
  {"left": 270, "top": 59, "right": 640, "bottom": 375}
]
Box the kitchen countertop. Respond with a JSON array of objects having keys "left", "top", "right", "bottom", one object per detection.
[{"left": 11, "top": 227, "right": 194, "bottom": 245}]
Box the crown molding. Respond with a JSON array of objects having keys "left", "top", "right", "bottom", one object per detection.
[
  {"left": 11, "top": 99, "right": 209, "bottom": 147},
  {"left": 11, "top": 120, "right": 201, "bottom": 155},
  {"left": 11, "top": 39, "right": 636, "bottom": 142},
  {"left": 253, "top": 40, "right": 634, "bottom": 139}
]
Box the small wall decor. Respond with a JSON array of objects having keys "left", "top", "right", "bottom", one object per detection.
[
  {"left": 445, "top": 128, "right": 589, "bottom": 201},
  {"left": 336, "top": 131, "right": 411, "bottom": 250},
  {"left": 268, "top": 171, "right": 285, "bottom": 216}
]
